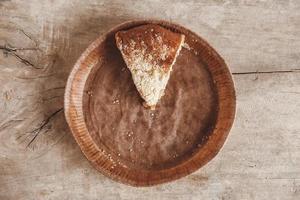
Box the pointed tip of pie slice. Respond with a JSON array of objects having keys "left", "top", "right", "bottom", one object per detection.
[{"left": 115, "top": 24, "right": 185, "bottom": 109}]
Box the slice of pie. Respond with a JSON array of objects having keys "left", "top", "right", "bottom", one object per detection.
[{"left": 115, "top": 24, "right": 185, "bottom": 109}]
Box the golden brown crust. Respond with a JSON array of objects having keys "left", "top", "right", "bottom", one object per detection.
[{"left": 115, "top": 24, "right": 184, "bottom": 72}]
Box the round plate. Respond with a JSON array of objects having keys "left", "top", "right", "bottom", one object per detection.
[{"left": 64, "top": 20, "right": 236, "bottom": 186}]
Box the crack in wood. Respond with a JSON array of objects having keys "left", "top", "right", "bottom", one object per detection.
[
  {"left": 1, "top": 43, "right": 42, "bottom": 69},
  {"left": 0, "top": 28, "right": 42, "bottom": 69},
  {"left": 11, "top": 52, "right": 41, "bottom": 69},
  {"left": 232, "top": 69, "right": 300, "bottom": 75},
  {"left": 19, "top": 28, "right": 39, "bottom": 47},
  {"left": 41, "top": 86, "right": 65, "bottom": 93},
  {"left": 26, "top": 108, "right": 63, "bottom": 148},
  {"left": 0, "top": 44, "right": 39, "bottom": 52}
]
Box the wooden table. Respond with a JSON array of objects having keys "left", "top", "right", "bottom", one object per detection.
[{"left": 1, "top": 0, "right": 299, "bottom": 199}]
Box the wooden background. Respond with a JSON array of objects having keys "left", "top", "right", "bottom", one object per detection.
[{"left": 0, "top": 0, "right": 299, "bottom": 199}]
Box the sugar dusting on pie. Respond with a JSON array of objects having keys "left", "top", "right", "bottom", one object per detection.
[{"left": 115, "top": 24, "right": 185, "bottom": 109}]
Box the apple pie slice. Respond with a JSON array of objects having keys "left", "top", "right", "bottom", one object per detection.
[{"left": 115, "top": 24, "right": 185, "bottom": 109}]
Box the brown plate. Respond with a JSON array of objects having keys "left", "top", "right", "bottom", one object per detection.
[{"left": 64, "top": 20, "right": 236, "bottom": 186}]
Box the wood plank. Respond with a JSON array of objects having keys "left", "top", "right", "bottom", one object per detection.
[
  {"left": 1, "top": 0, "right": 300, "bottom": 73},
  {"left": 1, "top": 72, "right": 300, "bottom": 199},
  {"left": 0, "top": 0, "right": 300, "bottom": 199}
]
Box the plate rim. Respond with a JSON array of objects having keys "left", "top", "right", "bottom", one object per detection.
[{"left": 64, "top": 19, "right": 236, "bottom": 186}]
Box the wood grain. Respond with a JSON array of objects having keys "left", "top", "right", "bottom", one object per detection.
[{"left": 0, "top": 0, "right": 299, "bottom": 199}]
